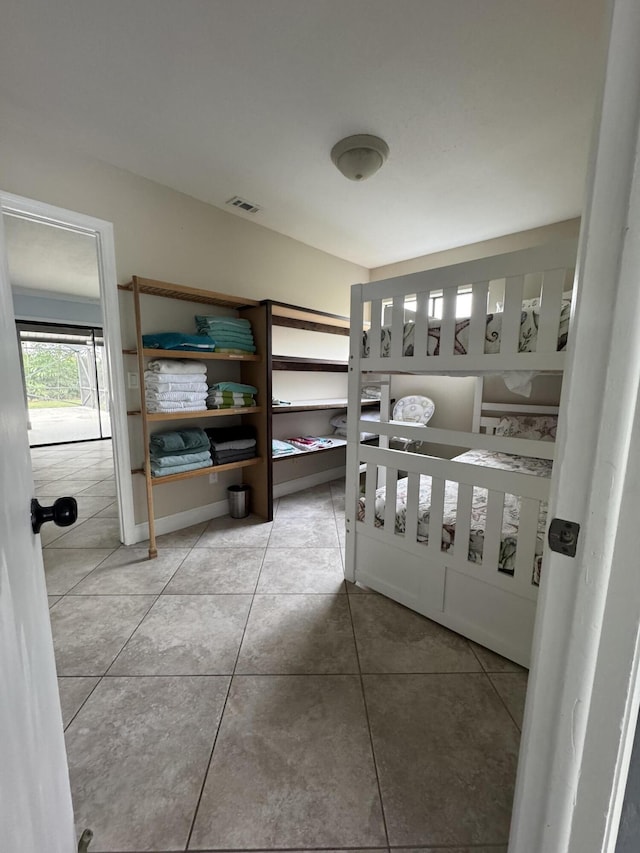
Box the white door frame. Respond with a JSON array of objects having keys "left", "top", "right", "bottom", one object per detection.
[
  {"left": 510, "top": 1, "right": 640, "bottom": 850},
  {"left": 0, "top": 192, "right": 136, "bottom": 546}
]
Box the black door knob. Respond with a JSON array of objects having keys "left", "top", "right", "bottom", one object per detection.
[{"left": 31, "top": 497, "right": 78, "bottom": 535}]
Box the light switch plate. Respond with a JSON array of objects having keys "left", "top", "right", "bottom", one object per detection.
[
  {"left": 127, "top": 372, "right": 139, "bottom": 389},
  {"left": 209, "top": 473, "right": 218, "bottom": 484}
]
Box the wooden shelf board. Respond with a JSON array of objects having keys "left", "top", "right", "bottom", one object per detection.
[
  {"left": 131, "top": 456, "right": 262, "bottom": 485},
  {"left": 267, "top": 300, "right": 350, "bottom": 329},
  {"left": 272, "top": 398, "right": 379, "bottom": 414},
  {"left": 272, "top": 436, "right": 347, "bottom": 460},
  {"left": 140, "top": 406, "right": 262, "bottom": 422},
  {"left": 123, "top": 348, "right": 260, "bottom": 362},
  {"left": 272, "top": 355, "right": 348, "bottom": 372},
  {"left": 120, "top": 277, "right": 259, "bottom": 309}
]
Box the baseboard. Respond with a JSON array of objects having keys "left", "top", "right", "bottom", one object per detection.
[
  {"left": 130, "top": 497, "right": 229, "bottom": 544},
  {"left": 273, "top": 465, "right": 345, "bottom": 499},
  {"left": 128, "top": 467, "right": 346, "bottom": 543}
]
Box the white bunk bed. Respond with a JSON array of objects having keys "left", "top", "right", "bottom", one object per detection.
[{"left": 344, "top": 240, "right": 577, "bottom": 667}]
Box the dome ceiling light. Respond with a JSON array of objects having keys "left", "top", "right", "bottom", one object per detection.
[{"left": 331, "top": 134, "right": 389, "bottom": 182}]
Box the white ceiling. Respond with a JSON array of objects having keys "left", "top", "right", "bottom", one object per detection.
[
  {"left": 0, "top": 0, "right": 607, "bottom": 268},
  {"left": 4, "top": 216, "right": 100, "bottom": 298}
]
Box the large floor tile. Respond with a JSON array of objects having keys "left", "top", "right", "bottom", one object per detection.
[
  {"left": 48, "top": 595, "right": 61, "bottom": 608},
  {"left": 164, "top": 548, "right": 264, "bottom": 594},
  {"left": 43, "top": 548, "right": 115, "bottom": 595},
  {"left": 489, "top": 672, "right": 529, "bottom": 729},
  {"left": 396, "top": 848, "right": 507, "bottom": 852},
  {"left": 136, "top": 522, "right": 208, "bottom": 550},
  {"left": 57, "top": 676, "right": 100, "bottom": 728},
  {"left": 47, "top": 518, "right": 121, "bottom": 549},
  {"left": 269, "top": 516, "right": 340, "bottom": 548},
  {"left": 196, "top": 514, "right": 273, "bottom": 548},
  {"left": 350, "top": 595, "right": 481, "bottom": 673},
  {"left": 74, "top": 495, "right": 118, "bottom": 519},
  {"left": 190, "top": 675, "right": 386, "bottom": 849},
  {"left": 236, "top": 594, "right": 358, "bottom": 674},
  {"left": 66, "top": 676, "right": 229, "bottom": 852},
  {"left": 51, "top": 595, "right": 155, "bottom": 675},
  {"left": 256, "top": 547, "right": 345, "bottom": 593},
  {"left": 471, "top": 642, "right": 527, "bottom": 673},
  {"left": 39, "top": 477, "right": 102, "bottom": 494},
  {"left": 276, "top": 484, "right": 335, "bottom": 517},
  {"left": 110, "top": 594, "right": 252, "bottom": 675},
  {"left": 364, "top": 673, "right": 520, "bottom": 847},
  {"left": 94, "top": 501, "right": 119, "bottom": 518},
  {"left": 78, "top": 479, "right": 117, "bottom": 497},
  {"left": 71, "top": 547, "right": 189, "bottom": 594}
]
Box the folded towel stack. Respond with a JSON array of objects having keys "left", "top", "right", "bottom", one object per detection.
[
  {"left": 195, "top": 315, "right": 256, "bottom": 354},
  {"left": 205, "top": 424, "right": 257, "bottom": 466},
  {"left": 286, "top": 436, "right": 336, "bottom": 452},
  {"left": 149, "top": 427, "right": 212, "bottom": 477},
  {"left": 206, "top": 381, "right": 258, "bottom": 410},
  {"left": 272, "top": 439, "right": 302, "bottom": 458},
  {"left": 142, "top": 332, "right": 216, "bottom": 352},
  {"left": 145, "top": 359, "right": 208, "bottom": 413}
]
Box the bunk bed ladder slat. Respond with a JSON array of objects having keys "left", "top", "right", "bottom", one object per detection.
[
  {"left": 439, "top": 287, "right": 457, "bottom": 356},
  {"left": 514, "top": 496, "right": 542, "bottom": 595},
  {"left": 404, "top": 472, "right": 420, "bottom": 544},
  {"left": 537, "top": 268, "right": 566, "bottom": 352},
  {"left": 482, "top": 489, "right": 504, "bottom": 570},
  {"left": 383, "top": 467, "right": 399, "bottom": 539},
  {"left": 468, "top": 281, "right": 490, "bottom": 356},
  {"left": 364, "top": 462, "right": 378, "bottom": 527},
  {"left": 369, "top": 298, "right": 382, "bottom": 359},
  {"left": 413, "top": 291, "right": 429, "bottom": 359},
  {"left": 501, "top": 275, "right": 525, "bottom": 356},
  {"left": 428, "top": 476, "right": 446, "bottom": 557},
  {"left": 390, "top": 296, "right": 404, "bottom": 360},
  {"left": 453, "top": 483, "right": 473, "bottom": 563}
]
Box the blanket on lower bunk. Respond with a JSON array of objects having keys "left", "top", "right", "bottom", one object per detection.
[{"left": 357, "top": 448, "right": 552, "bottom": 584}]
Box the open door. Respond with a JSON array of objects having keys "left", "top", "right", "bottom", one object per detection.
[{"left": 0, "top": 215, "right": 77, "bottom": 847}]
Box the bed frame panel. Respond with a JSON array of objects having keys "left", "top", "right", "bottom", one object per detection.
[
  {"left": 345, "top": 242, "right": 573, "bottom": 666},
  {"left": 359, "top": 239, "right": 577, "bottom": 375}
]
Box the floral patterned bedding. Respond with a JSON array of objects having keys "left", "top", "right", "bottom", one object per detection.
[
  {"left": 362, "top": 304, "right": 571, "bottom": 358},
  {"left": 356, "top": 449, "right": 552, "bottom": 585}
]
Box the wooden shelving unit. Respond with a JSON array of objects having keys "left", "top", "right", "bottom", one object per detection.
[
  {"left": 264, "top": 300, "right": 374, "bottom": 470},
  {"left": 120, "top": 276, "right": 272, "bottom": 558}
]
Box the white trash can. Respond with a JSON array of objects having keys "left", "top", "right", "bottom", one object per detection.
[{"left": 228, "top": 484, "right": 250, "bottom": 518}]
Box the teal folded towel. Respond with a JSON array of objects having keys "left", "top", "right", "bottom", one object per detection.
[
  {"left": 149, "top": 450, "right": 212, "bottom": 467},
  {"left": 195, "top": 315, "right": 251, "bottom": 329},
  {"left": 209, "top": 381, "right": 258, "bottom": 395},
  {"left": 142, "top": 332, "right": 216, "bottom": 351},
  {"left": 149, "top": 428, "right": 209, "bottom": 453},
  {"left": 150, "top": 457, "right": 212, "bottom": 477}
]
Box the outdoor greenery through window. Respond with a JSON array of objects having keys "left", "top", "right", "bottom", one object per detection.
[{"left": 17, "top": 323, "right": 111, "bottom": 446}]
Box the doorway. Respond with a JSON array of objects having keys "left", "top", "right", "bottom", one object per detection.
[{"left": 18, "top": 321, "right": 112, "bottom": 446}]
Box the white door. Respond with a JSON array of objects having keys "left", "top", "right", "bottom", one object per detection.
[{"left": 0, "top": 218, "right": 76, "bottom": 848}]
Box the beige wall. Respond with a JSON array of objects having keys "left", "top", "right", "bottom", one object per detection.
[
  {"left": 370, "top": 219, "right": 581, "bottom": 280},
  {"left": 369, "top": 219, "right": 580, "bottom": 447},
  {"left": 0, "top": 127, "right": 366, "bottom": 523}
]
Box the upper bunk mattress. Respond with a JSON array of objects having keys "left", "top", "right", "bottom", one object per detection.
[
  {"left": 362, "top": 304, "right": 570, "bottom": 358},
  {"left": 356, "top": 448, "right": 552, "bottom": 584}
]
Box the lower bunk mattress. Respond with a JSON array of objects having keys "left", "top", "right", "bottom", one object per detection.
[
  {"left": 356, "top": 448, "right": 552, "bottom": 585},
  {"left": 362, "top": 304, "right": 570, "bottom": 358}
]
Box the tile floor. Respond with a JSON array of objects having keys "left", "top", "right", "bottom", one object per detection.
[{"left": 34, "top": 439, "right": 527, "bottom": 853}]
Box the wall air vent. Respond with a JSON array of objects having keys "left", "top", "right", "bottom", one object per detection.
[{"left": 226, "top": 196, "right": 262, "bottom": 214}]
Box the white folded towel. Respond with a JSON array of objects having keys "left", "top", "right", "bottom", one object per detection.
[
  {"left": 146, "top": 401, "right": 208, "bottom": 413},
  {"left": 147, "top": 359, "right": 208, "bottom": 375},
  {"left": 146, "top": 390, "right": 208, "bottom": 403},
  {"left": 145, "top": 371, "right": 207, "bottom": 388}
]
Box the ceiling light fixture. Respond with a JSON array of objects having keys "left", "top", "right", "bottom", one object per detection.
[{"left": 330, "top": 134, "right": 389, "bottom": 182}]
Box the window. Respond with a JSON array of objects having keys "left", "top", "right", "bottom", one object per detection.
[{"left": 381, "top": 288, "right": 474, "bottom": 322}]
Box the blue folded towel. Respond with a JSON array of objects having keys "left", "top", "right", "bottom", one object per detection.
[
  {"left": 142, "top": 332, "right": 216, "bottom": 351},
  {"left": 150, "top": 457, "right": 212, "bottom": 477},
  {"left": 209, "top": 381, "right": 258, "bottom": 395},
  {"left": 196, "top": 315, "right": 251, "bottom": 329}
]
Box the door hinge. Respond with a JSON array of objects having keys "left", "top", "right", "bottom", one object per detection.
[
  {"left": 78, "top": 828, "right": 93, "bottom": 852},
  {"left": 548, "top": 518, "right": 580, "bottom": 557}
]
